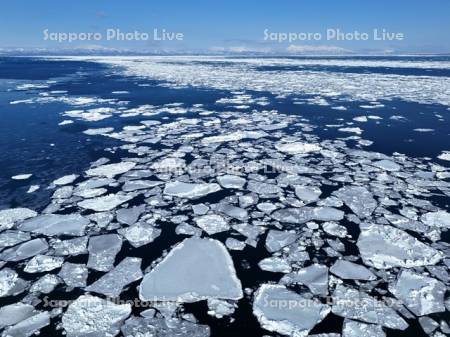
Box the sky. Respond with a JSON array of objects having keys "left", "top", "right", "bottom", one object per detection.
[{"left": 1, "top": 0, "right": 449, "bottom": 54}]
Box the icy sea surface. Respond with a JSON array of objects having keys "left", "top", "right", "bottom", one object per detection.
[{"left": 0, "top": 56, "right": 450, "bottom": 337}]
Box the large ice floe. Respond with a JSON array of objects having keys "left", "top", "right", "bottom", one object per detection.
[
  {"left": 2, "top": 55, "right": 450, "bottom": 337},
  {"left": 139, "top": 238, "right": 243, "bottom": 302}
]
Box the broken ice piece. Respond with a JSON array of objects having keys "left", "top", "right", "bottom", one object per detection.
[
  {"left": 389, "top": 270, "right": 446, "bottom": 316},
  {"left": 30, "top": 274, "right": 61, "bottom": 293},
  {"left": 19, "top": 214, "right": 89, "bottom": 236},
  {"left": 194, "top": 214, "right": 230, "bottom": 235},
  {"left": 118, "top": 223, "right": 161, "bottom": 248},
  {"left": 253, "top": 284, "right": 330, "bottom": 337},
  {"left": 331, "top": 284, "right": 408, "bottom": 330},
  {"left": 86, "top": 257, "right": 143, "bottom": 297},
  {"left": 342, "top": 319, "right": 386, "bottom": 337},
  {"left": 207, "top": 299, "right": 236, "bottom": 318},
  {"left": 217, "top": 175, "right": 246, "bottom": 189},
  {"left": 0, "top": 268, "right": 29, "bottom": 297},
  {"left": 258, "top": 257, "right": 292, "bottom": 273},
  {"left": 330, "top": 260, "right": 376, "bottom": 281},
  {"left": 334, "top": 186, "right": 377, "bottom": 218},
  {"left": 2, "top": 311, "right": 50, "bottom": 337},
  {"left": 0, "top": 303, "right": 35, "bottom": 329},
  {"left": 0, "top": 208, "right": 37, "bottom": 231},
  {"left": 86, "top": 161, "right": 136, "bottom": 178},
  {"left": 265, "top": 230, "right": 298, "bottom": 253},
  {"left": 24, "top": 255, "right": 64, "bottom": 273},
  {"left": 0, "top": 238, "right": 48, "bottom": 262},
  {"left": 163, "top": 181, "right": 221, "bottom": 199},
  {"left": 87, "top": 234, "right": 122, "bottom": 272},
  {"left": 58, "top": 263, "right": 88, "bottom": 288},
  {"left": 139, "top": 238, "right": 242, "bottom": 302},
  {"left": 280, "top": 264, "right": 328, "bottom": 296},
  {"left": 357, "top": 224, "right": 443, "bottom": 269},
  {"left": 78, "top": 193, "right": 135, "bottom": 212},
  {"left": 62, "top": 294, "right": 131, "bottom": 337}
]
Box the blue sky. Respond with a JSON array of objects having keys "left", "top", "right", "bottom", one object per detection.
[{"left": 1, "top": 0, "right": 449, "bottom": 54}]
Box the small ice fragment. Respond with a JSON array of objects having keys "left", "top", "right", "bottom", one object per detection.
[
  {"left": 164, "top": 181, "right": 221, "bottom": 199},
  {"left": 0, "top": 238, "right": 48, "bottom": 262},
  {"left": 24, "top": 254, "right": 64, "bottom": 273},
  {"left": 86, "top": 161, "right": 136, "bottom": 178},
  {"left": 62, "top": 294, "right": 131, "bottom": 337},
  {"left": 86, "top": 257, "right": 143, "bottom": 297},
  {"left": 58, "top": 263, "right": 89, "bottom": 287},
  {"left": 194, "top": 214, "right": 230, "bottom": 235},
  {"left": 87, "top": 234, "right": 122, "bottom": 272},
  {"left": 330, "top": 260, "right": 376, "bottom": 281},
  {"left": 253, "top": 284, "right": 330, "bottom": 336},
  {"left": 78, "top": 193, "right": 134, "bottom": 212}
]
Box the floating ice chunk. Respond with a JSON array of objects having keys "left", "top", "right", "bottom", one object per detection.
[
  {"left": 78, "top": 193, "right": 134, "bottom": 212},
  {"left": 87, "top": 234, "right": 123, "bottom": 272},
  {"left": 357, "top": 224, "right": 443, "bottom": 269},
  {"left": 372, "top": 159, "right": 401, "bottom": 172},
  {"left": 30, "top": 274, "right": 60, "bottom": 293},
  {"left": 26, "top": 185, "right": 40, "bottom": 193},
  {"left": 217, "top": 175, "right": 246, "bottom": 189},
  {"left": 207, "top": 299, "right": 236, "bottom": 318},
  {"left": 2, "top": 312, "right": 50, "bottom": 337},
  {"left": 353, "top": 116, "right": 368, "bottom": 122},
  {"left": 253, "top": 284, "right": 330, "bottom": 337},
  {"left": 438, "top": 151, "right": 450, "bottom": 161},
  {"left": 58, "top": 263, "right": 88, "bottom": 287},
  {"left": 295, "top": 185, "right": 322, "bottom": 204},
  {"left": 271, "top": 207, "right": 344, "bottom": 224},
  {"left": 0, "top": 303, "right": 35, "bottom": 329},
  {"left": 202, "top": 130, "right": 267, "bottom": 144},
  {"left": 247, "top": 180, "right": 282, "bottom": 195},
  {"left": 0, "top": 208, "right": 37, "bottom": 231},
  {"left": 194, "top": 214, "right": 230, "bottom": 235},
  {"left": 389, "top": 270, "right": 446, "bottom": 316},
  {"left": 139, "top": 238, "right": 243, "bottom": 302},
  {"left": 86, "top": 162, "right": 136, "bottom": 178},
  {"left": 74, "top": 187, "right": 107, "bottom": 198},
  {"left": 339, "top": 127, "right": 363, "bottom": 135},
  {"left": 215, "top": 203, "right": 248, "bottom": 220},
  {"left": 225, "top": 238, "right": 246, "bottom": 251},
  {"left": 121, "top": 316, "right": 210, "bottom": 337},
  {"left": 86, "top": 257, "right": 143, "bottom": 297},
  {"left": 118, "top": 223, "right": 161, "bottom": 248},
  {"left": 0, "top": 231, "right": 31, "bottom": 250},
  {"left": 11, "top": 174, "right": 32, "bottom": 180},
  {"left": 334, "top": 186, "right": 377, "bottom": 218},
  {"left": 19, "top": 214, "right": 89, "bottom": 236},
  {"left": 62, "top": 295, "right": 131, "bottom": 337},
  {"left": 164, "top": 181, "right": 221, "bottom": 199},
  {"left": 275, "top": 142, "right": 321, "bottom": 154},
  {"left": 192, "top": 203, "right": 209, "bottom": 215},
  {"left": 0, "top": 238, "right": 48, "bottom": 262},
  {"left": 418, "top": 317, "right": 439, "bottom": 334},
  {"left": 116, "top": 205, "right": 145, "bottom": 225},
  {"left": 52, "top": 237, "right": 88, "bottom": 256},
  {"left": 342, "top": 319, "right": 386, "bottom": 337},
  {"left": 24, "top": 254, "right": 64, "bottom": 273},
  {"left": 59, "top": 120, "right": 74, "bottom": 125},
  {"left": 83, "top": 127, "right": 114, "bottom": 136},
  {"left": 280, "top": 264, "right": 328, "bottom": 295},
  {"left": 330, "top": 260, "right": 376, "bottom": 281},
  {"left": 122, "top": 179, "right": 162, "bottom": 192},
  {"left": 0, "top": 268, "right": 29, "bottom": 297},
  {"left": 53, "top": 174, "right": 79, "bottom": 186},
  {"left": 258, "top": 257, "right": 292, "bottom": 273},
  {"left": 151, "top": 157, "right": 186, "bottom": 172},
  {"left": 331, "top": 284, "right": 408, "bottom": 330},
  {"left": 265, "top": 230, "right": 298, "bottom": 253},
  {"left": 421, "top": 210, "right": 450, "bottom": 229},
  {"left": 322, "top": 222, "right": 347, "bottom": 238}
]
